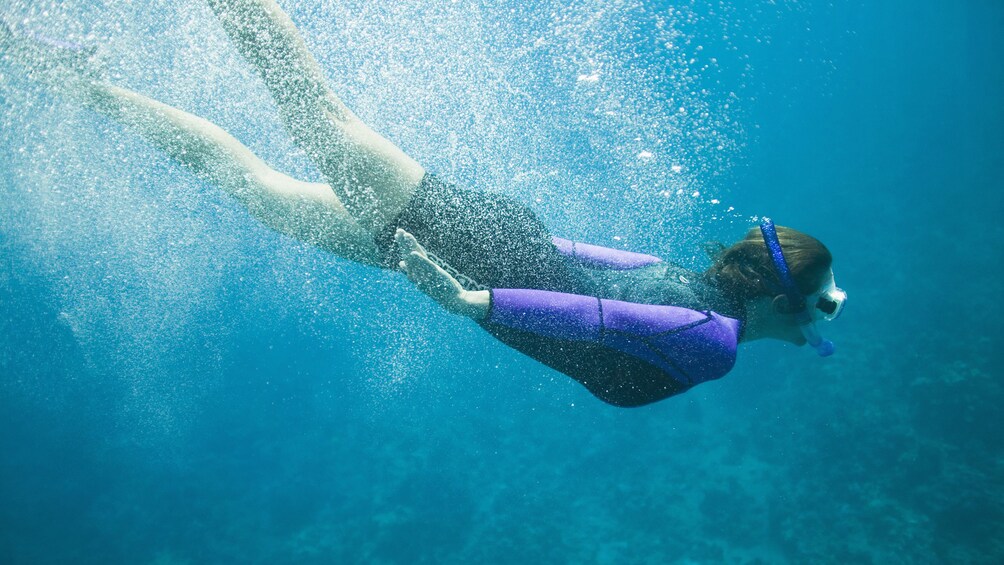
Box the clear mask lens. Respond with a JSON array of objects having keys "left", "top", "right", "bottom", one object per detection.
[{"left": 811, "top": 277, "right": 846, "bottom": 322}]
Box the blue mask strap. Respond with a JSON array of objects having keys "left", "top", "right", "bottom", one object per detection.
[{"left": 759, "top": 218, "right": 834, "bottom": 356}]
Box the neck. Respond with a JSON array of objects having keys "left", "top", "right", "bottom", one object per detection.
[
  {"left": 697, "top": 273, "right": 746, "bottom": 322},
  {"left": 738, "top": 297, "right": 771, "bottom": 342}
]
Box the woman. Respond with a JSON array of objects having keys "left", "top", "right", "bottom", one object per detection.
[{"left": 1, "top": 0, "right": 845, "bottom": 407}]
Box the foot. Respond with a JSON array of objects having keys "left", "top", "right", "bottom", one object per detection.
[{"left": 0, "top": 18, "right": 105, "bottom": 94}]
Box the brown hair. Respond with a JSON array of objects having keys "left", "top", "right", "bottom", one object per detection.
[{"left": 703, "top": 225, "right": 832, "bottom": 308}]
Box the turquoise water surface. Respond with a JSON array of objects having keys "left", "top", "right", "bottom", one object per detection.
[{"left": 1, "top": 1, "right": 1001, "bottom": 563}]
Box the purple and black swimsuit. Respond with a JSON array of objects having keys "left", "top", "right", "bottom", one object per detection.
[{"left": 380, "top": 174, "right": 745, "bottom": 407}]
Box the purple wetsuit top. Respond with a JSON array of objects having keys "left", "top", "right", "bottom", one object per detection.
[
  {"left": 488, "top": 289, "right": 741, "bottom": 388},
  {"left": 485, "top": 238, "right": 743, "bottom": 392},
  {"left": 551, "top": 237, "right": 663, "bottom": 270}
]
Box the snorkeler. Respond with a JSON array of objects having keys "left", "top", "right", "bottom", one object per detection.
[{"left": 1, "top": 0, "right": 845, "bottom": 407}]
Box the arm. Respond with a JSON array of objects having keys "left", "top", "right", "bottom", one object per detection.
[
  {"left": 551, "top": 236, "right": 663, "bottom": 270},
  {"left": 396, "top": 231, "right": 739, "bottom": 386},
  {"left": 487, "top": 289, "right": 740, "bottom": 386}
]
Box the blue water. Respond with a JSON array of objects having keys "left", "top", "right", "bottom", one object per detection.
[{"left": 1, "top": 1, "right": 1001, "bottom": 563}]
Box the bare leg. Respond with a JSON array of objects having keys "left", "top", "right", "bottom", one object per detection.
[
  {"left": 0, "top": 17, "right": 381, "bottom": 265},
  {"left": 1, "top": 16, "right": 385, "bottom": 264},
  {"left": 205, "top": 0, "right": 426, "bottom": 235},
  {"left": 80, "top": 83, "right": 382, "bottom": 265}
]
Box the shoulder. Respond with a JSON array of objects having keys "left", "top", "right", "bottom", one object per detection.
[
  {"left": 594, "top": 262, "right": 703, "bottom": 306},
  {"left": 676, "top": 312, "right": 740, "bottom": 385},
  {"left": 598, "top": 299, "right": 741, "bottom": 385}
]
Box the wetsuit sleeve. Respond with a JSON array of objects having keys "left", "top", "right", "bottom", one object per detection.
[
  {"left": 487, "top": 288, "right": 741, "bottom": 386},
  {"left": 551, "top": 236, "right": 663, "bottom": 270}
]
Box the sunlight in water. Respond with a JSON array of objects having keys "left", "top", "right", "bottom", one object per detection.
[{"left": 0, "top": 0, "right": 744, "bottom": 418}]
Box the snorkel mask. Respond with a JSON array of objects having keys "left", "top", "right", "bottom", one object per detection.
[{"left": 759, "top": 219, "right": 847, "bottom": 356}]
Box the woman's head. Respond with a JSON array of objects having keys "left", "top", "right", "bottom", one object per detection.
[{"left": 705, "top": 225, "right": 833, "bottom": 311}]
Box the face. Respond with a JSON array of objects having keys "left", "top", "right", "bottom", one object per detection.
[
  {"left": 806, "top": 270, "right": 847, "bottom": 322},
  {"left": 770, "top": 297, "right": 809, "bottom": 345},
  {"left": 770, "top": 269, "right": 846, "bottom": 345}
]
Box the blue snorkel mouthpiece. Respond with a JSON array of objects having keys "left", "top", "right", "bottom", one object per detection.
[{"left": 759, "top": 218, "right": 835, "bottom": 357}]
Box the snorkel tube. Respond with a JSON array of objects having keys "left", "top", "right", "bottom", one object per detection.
[{"left": 759, "top": 219, "right": 835, "bottom": 357}]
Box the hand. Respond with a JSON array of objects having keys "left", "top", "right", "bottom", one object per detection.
[{"left": 395, "top": 229, "right": 489, "bottom": 320}]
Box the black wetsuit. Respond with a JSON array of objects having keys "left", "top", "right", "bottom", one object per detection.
[{"left": 378, "top": 174, "right": 743, "bottom": 407}]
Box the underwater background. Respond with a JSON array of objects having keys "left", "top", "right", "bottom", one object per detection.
[{"left": 1, "top": 0, "right": 1001, "bottom": 563}]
